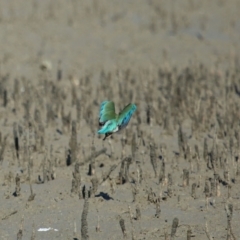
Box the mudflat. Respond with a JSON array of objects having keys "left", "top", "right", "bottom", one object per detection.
[{"left": 0, "top": 0, "right": 240, "bottom": 239}]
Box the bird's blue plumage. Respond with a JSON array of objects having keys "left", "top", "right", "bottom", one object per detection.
[
  {"left": 98, "top": 119, "right": 118, "bottom": 134},
  {"left": 117, "top": 103, "right": 137, "bottom": 130},
  {"left": 98, "top": 101, "right": 137, "bottom": 140},
  {"left": 99, "top": 101, "right": 116, "bottom": 126}
]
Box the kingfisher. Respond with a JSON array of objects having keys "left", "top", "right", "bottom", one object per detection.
[{"left": 98, "top": 101, "right": 137, "bottom": 140}]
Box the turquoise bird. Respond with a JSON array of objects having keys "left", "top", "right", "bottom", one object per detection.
[{"left": 98, "top": 101, "right": 137, "bottom": 140}]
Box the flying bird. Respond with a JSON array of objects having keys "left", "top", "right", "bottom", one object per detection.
[{"left": 98, "top": 101, "right": 137, "bottom": 140}]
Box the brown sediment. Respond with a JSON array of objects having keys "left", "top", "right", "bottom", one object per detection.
[{"left": 0, "top": 1, "right": 240, "bottom": 240}]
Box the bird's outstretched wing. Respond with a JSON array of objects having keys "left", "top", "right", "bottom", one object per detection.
[
  {"left": 99, "top": 101, "right": 116, "bottom": 126},
  {"left": 117, "top": 103, "right": 137, "bottom": 130}
]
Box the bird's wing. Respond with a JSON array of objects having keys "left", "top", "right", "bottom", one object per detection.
[
  {"left": 99, "top": 101, "right": 116, "bottom": 126},
  {"left": 117, "top": 103, "right": 137, "bottom": 130}
]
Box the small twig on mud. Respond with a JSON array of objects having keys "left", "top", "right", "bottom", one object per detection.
[
  {"left": 2, "top": 210, "right": 18, "bottom": 220},
  {"left": 100, "top": 164, "right": 118, "bottom": 185},
  {"left": 204, "top": 220, "right": 213, "bottom": 240},
  {"left": 17, "top": 215, "right": 24, "bottom": 240},
  {"left": 79, "top": 148, "right": 107, "bottom": 166},
  {"left": 81, "top": 192, "right": 89, "bottom": 240}
]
